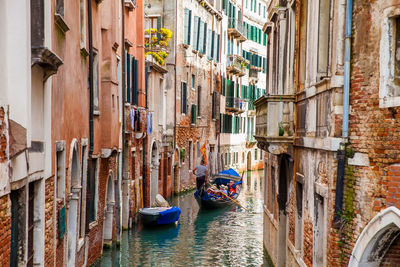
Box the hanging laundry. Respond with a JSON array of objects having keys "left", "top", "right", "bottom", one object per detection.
[
  {"left": 147, "top": 113, "right": 150, "bottom": 134},
  {"left": 150, "top": 113, "right": 153, "bottom": 133},
  {"left": 130, "top": 108, "right": 135, "bottom": 131}
]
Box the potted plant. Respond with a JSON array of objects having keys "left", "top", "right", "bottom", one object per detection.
[{"left": 278, "top": 122, "right": 284, "bottom": 136}]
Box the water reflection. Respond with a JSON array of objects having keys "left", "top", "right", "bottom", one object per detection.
[{"left": 94, "top": 170, "right": 268, "bottom": 267}]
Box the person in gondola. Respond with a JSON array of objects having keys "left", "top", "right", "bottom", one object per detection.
[
  {"left": 228, "top": 180, "right": 237, "bottom": 197},
  {"left": 193, "top": 159, "right": 208, "bottom": 193}
]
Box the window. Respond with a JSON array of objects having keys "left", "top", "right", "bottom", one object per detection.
[
  {"left": 258, "top": 3, "right": 261, "bottom": 15},
  {"left": 191, "top": 74, "right": 195, "bottom": 89},
  {"left": 189, "top": 141, "right": 193, "bottom": 169},
  {"left": 317, "top": 0, "right": 331, "bottom": 75},
  {"left": 93, "top": 50, "right": 99, "bottom": 111},
  {"left": 263, "top": 6, "right": 266, "bottom": 18},
  {"left": 269, "top": 166, "right": 275, "bottom": 213},
  {"left": 254, "top": 149, "right": 258, "bottom": 160},
  {"left": 80, "top": 0, "right": 86, "bottom": 48},
  {"left": 295, "top": 181, "right": 304, "bottom": 251},
  {"left": 184, "top": 8, "right": 192, "bottom": 45},
  {"left": 260, "top": 149, "right": 263, "bottom": 160},
  {"left": 131, "top": 57, "right": 139, "bottom": 105},
  {"left": 181, "top": 82, "right": 187, "bottom": 114},
  {"left": 56, "top": 0, "right": 64, "bottom": 17},
  {"left": 56, "top": 146, "right": 66, "bottom": 199},
  {"left": 380, "top": 14, "right": 400, "bottom": 107},
  {"left": 212, "top": 91, "right": 217, "bottom": 120},
  {"left": 87, "top": 158, "right": 98, "bottom": 223},
  {"left": 197, "top": 86, "right": 201, "bottom": 116},
  {"left": 191, "top": 104, "right": 197, "bottom": 124}
]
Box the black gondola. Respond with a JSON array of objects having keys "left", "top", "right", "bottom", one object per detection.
[{"left": 194, "top": 168, "right": 242, "bottom": 209}]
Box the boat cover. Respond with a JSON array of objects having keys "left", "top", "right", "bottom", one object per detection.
[
  {"left": 213, "top": 168, "right": 242, "bottom": 185},
  {"left": 157, "top": 206, "right": 181, "bottom": 225},
  {"left": 139, "top": 207, "right": 170, "bottom": 216}
]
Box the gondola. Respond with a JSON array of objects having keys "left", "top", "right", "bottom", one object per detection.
[{"left": 194, "top": 168, "right": 242, "bottom": 209}]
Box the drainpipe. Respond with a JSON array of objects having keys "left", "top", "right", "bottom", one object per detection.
[
  {"left": 121, "top": 0, "right": 126, "bottom": 182},
  {"left": 88, "top": 0, "right": 94, "bottom": 157},
  {"left": 334, "top": 0, "right": 353, "bottom": 226},
  {"left": 173, "top": 0, "right": 177, "bottom": 149}
]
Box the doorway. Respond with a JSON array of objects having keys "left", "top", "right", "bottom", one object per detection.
[{"left": 67, "top": 143, "right": 80, "bottom": 266}]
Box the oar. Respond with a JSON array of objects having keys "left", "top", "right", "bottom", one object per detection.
[{"left": 209, "top": 184, "right": 248, "bottom": 211}]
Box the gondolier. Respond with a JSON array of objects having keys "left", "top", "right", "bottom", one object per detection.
[{"left": 193, "top": 159, "right": 208, "bottom": 190}]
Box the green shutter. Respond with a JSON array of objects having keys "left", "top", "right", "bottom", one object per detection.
[
  {"left": 203, "top": 23, "right": 208, "bottom": 54},
  {"left": 198, "top": 21, "right": 204, "bottom": 53},
  {"left": 193, "top": 16, "right": 199, "bottom": 50},
  {"left": 184, "top": 9, "right": 190, "bottom": 45}
]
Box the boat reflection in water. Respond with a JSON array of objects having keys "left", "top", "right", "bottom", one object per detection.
[{"left": 94, "top": 170, "right": 271, "bottom": 267}]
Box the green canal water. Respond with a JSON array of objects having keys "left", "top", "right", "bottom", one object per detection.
[{"left": 94, "top": 170, "right": 270, "bottom": 267}]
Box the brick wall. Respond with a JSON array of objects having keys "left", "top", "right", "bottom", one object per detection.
[
  {"left": 303, "top": 218, "right": 313, "bottom": 267},
  {"left": 0, "top": 194, "right": 10, "bottom": 266},
  {"left": 0, "top": 107, "right": 7, "bottom": 163},
  {"left": 86, "top": 155, "right": 117, "bottom": 266},
  {"left": 381, "top": 234, "right": 400, "bottom": 266},
  {"left": 44, "top": 177, "right": 55, "bottom": 266}
]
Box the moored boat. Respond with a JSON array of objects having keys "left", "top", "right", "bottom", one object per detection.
[
  {"left": 194, "top": 168, "right": 242, "bottom": 209},
  {"left": 139, "top": 206, "right": 181, "bottom": 226}
]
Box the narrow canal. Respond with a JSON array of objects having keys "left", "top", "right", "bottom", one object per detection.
[{"left": 94, "top": 170, "right": 268, "bottom": 267}]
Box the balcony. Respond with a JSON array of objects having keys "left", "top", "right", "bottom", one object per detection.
[
  {"left": 227, "top": 18, "right": 247, "bottom": 42},
  {"left": 248, "top": 68, "right": 259, "bottom": 84},
  {"left": 226, "top": 55, "right": 249, "bottom": 77},
  {"left": 225, "top": 96, "right": 245, "bottom": 114},
  {"left": 254, "top": 94, "right": 295, "bottom": 155}
]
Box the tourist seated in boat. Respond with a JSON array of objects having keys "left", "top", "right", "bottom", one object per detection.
[{"left": 228, "top": 181, "right": 237, "bottom": 197}]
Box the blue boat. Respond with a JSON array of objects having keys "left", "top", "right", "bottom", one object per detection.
[
  {"left": 194, "top": 168, "right": 242, "bottom": 209},
  {"left": 138, "top": 206, "right": 181, "bottom": 226}
]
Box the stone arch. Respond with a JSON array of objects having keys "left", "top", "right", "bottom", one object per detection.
[
  {"left": 67, "top": 139, "right": 81, "bottom": 267},
  {"left": 349, "top": 207, "right": 400, "bottom": 266},
  {"left": 103, "top": 171, "right": 115, "bottom": 246},
  {"left": 150, "top": 140, "right": 159, "bottom": 205}
]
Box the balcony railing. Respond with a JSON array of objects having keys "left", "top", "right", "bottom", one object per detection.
[
  {"left": 227, "top": 18, "right": 247, "bottom": 42},
  {"left": 254, "top": 95, "right": 295, "bottom": 154},
  {"left": 225, "top": 96, "right": 245, "bottom": 114},
  {"left": 226, "top": 55, "right": 249, "bottom": 77}
]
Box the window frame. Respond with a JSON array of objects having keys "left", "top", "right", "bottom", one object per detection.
[{"left": 380, "top": 10, "right": 400, "bottom": 108}]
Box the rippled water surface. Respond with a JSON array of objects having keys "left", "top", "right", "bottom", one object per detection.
[{"left": 94, "top": 170, "right": 268, "bottom": 267}]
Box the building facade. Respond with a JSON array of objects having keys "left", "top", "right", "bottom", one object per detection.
[
  {"left": 219, "top": 0, "right": 267, "bottom": 174},
  {"left": 256, "top": 0, "right": 345, "bottom": 266},
  {"left": 257, "top": 0, "right": 400, "bottom": 266}
]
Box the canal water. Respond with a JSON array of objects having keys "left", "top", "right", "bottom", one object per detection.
[{"left": 94, "top": 170, "right": 269, "bottom": 267}]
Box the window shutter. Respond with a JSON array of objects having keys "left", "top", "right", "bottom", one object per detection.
[
  {"left": 132, "top": 58, "right": 138, "bottom": 105},
  {"left": 207, "top": 29, "right": 213, "bottom": 59},
  {"left": 182, "top": 82, "right": 187, "bottom": 113},
  {"left": 126, "top": 53, "right": 131, "bottom": 103},
  {"left": 184, "top": 9, "right": 189, "bottom": 45},
  {"left": 193, "top": 16, "right": 199, "bottom": 50},
  {"left": 203, "top": 23, "right": 207, "bottom": 54},
  {"left": 216, "top": 34, "right": 220, "bottom": 61},
  {"left": 198, "top": 21, "right": 204, "bottom": 53}
]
